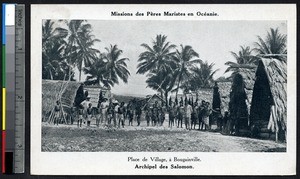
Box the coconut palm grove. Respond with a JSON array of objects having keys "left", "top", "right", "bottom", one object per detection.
[{"left": 42, "top": 20, "right": 287, "bottom": 152}]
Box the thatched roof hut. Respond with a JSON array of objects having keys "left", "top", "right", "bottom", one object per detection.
[
  {"left": 144, "top": 94, "right": 166, "bottom": 106},
  {"left": 249, "top": 58, "right": 287, "bottom": 141},
  {"left": 42, "top": 80, "right": 84, "bottom": 120},
  {"left": 215, "top": 81, "right": 232, "bottom": 113},
  {"left": 227, "top": 67, "right": 256, "bottom": 134},
  {"left": 238, "top": 68, "right": 256, "bottom": 104},
  {"left": 195, "top": 88, "right": 213, "bottom": 103}
]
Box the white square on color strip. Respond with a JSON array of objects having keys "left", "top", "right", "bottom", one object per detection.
[{"left": 5, "top": 4, "right": 15, "bottom": 26}]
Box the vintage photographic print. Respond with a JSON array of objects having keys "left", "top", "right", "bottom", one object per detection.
[
  {"left": 41, "top": 19, "right": 287, "bottom": 152},
  {"left": 31, "top": 4, "right": 296, "bottom": 175}
]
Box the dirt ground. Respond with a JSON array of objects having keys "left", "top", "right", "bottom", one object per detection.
[{"left": 42, "top": 121, "right": 286, "bottom": 152}]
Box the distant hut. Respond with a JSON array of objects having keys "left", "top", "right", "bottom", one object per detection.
[
  {"left": 84, "top": 85, "right": 111, "bottom": 107},
  {"left": 144, "top": 94, "right": 166, "bottom": 107},
  {"left": 250, "top": 58, "right": 287, "bottom": 141},
  {"left": 42, "top": 80, "right": 84, "bottom": 122}
]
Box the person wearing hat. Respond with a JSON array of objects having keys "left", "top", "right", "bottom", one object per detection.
[{"left": 80, "top": 96, "right": 91, "bottom": 124}]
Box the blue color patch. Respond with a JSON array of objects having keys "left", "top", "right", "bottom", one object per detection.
[{"left": 2, "top": 4, "right": 5, "bottom": 44}]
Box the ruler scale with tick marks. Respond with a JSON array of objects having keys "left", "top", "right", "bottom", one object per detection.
[{"left": 2, "top": 4, "right": 25, "bottom": 174}]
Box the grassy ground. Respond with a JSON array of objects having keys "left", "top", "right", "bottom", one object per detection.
[{"left": 42, "top": 120, "right": 286, "bottom": 152}]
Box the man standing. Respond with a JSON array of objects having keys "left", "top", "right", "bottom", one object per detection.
[
  {"left": 127, "top": 102, "right": 134, "bottom": 126},
  {"left": 113, "top": 100, "right": 119, "bottom": 128},
  {"left": 86, "top": 103, "right": 93, "bottom": 127},
  {"left": 185, "top": 101, "right": 193, "bottom": 130},
  {"left": 135, "top": 102, "right": 142, "bottom": 126},
  {"left": 203, "top": 102, "right": 212, "bottom": 130},
  {"left": 100, "top": 98, "right": 109, "bottom": 125},
  {"left": 168, "top": 102, "right": 176, "bottom": 128},
  {"left": 152, "top": 102, "right": 159, "bottom": 126},
  {"left": 198, "top": 100, "right": 206, "bottom": 130},
  {"left": 118, "top": 102, "right": 126, "bottom": 128},
  {"left": 80, "top": 96, "right": 91, "bottom": 125},
  {"left": 77, "top": 104, "right": 84, "bottom": 127},
  {"left": 191, "top": 103, "right": 198, "bottom": 129},
  {"left": 54, "top": 100, "right": 61, "bottom": 126},
  {"left": 177, "top": 102, "right": 184, "bottom": 128},
  {"left": 145, "top": 105, "right": 152, "bottom": 127}
]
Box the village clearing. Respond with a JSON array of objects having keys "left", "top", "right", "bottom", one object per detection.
[{"left": 42, "top": 122, "right": 286, "bottom": 152}]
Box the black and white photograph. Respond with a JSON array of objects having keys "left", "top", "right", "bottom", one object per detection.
[
  {"left": 41, "top": 19, "right": 287, "bottom": 152},
  {"left": 31, "top": 4, "right": 296, "bottom": 175}
]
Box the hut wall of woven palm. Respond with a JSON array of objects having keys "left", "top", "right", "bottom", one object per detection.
[
  {"left": 216, "top": 81, "right": 232, "bottom": 113},
  {"left": 190, "top": 88, "right": 213, "bottom": 105},
  {"left": 42, "top": 80, "right": 83, "bottom": 119},
  {"left": 237, "top": 67, "right": 257, "bottom": 104},
  {"left": 250, "top": 58, "right": 287, "bottom": 133}
]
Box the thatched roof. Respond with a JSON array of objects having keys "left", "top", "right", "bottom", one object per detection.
[
  {"left": 237, "top": 67, "right": 256, "bottom": 104},
  {"left": 251, "top": 58, "right": 287, "bottom": 132},
  {"left": 146, "top": 94, "right": 166, "bottom": 104},
  {"left": 216, "top": 81, "right": 232, "bottom": 113},
  {"left": 42, "top": 80, "right": 82, "bottom": 119},
  {"left": 196, "top": 88, "right": 213, "bottom": 102}
]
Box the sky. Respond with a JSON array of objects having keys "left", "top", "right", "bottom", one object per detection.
[{"left": 73, "top": 20, "right": 286, "bottom": 97}]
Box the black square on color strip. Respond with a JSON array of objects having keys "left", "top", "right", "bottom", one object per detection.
[{"left": 5, "top": 152, "right": 13, "bottom": 174}]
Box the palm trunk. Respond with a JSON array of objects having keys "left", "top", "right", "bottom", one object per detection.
[
  {"left": 78, "top": 60, "right": 83, "bottom": 82},
  {"left": 165, "top": 91, "right": 168, "bottom": 107},
  {"left": 175, "top": 81, "right": 180, "bottom": 99},
  {"left": 49, "top": 70, "right": 53, "bottom": 80},
  {"left": 175, "top": 70, "right": 183, "bottom": 99}
]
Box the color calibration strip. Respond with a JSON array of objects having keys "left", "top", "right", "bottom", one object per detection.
[
  {"left": 2, "top": 4, "right": 25, "bottom": 174},
  {"left": 2, "top": 3, "right": 16, "bottom": 174}
]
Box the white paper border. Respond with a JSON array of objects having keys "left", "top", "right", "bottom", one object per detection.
[{"left": 31, "top": 4, "right": 297, "bottom": 175}]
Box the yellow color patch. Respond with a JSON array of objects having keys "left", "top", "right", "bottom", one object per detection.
[{"left": 2, "top": 88, "right": 6, "bottom": 130}]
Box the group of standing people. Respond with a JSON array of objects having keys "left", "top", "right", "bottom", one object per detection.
[
  {"left": 53, "top": 96, "right": 234, "bottom": 134},
  {"left": 68, "top": 97, "right": 143, "bottom": 128}
]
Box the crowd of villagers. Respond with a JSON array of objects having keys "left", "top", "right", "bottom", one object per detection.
[{"left": 53, "top": 95, "right": 234, "bottom": 134}]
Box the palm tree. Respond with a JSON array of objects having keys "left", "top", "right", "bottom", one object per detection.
[
  {"left": 65, "top": 20, "right": 100, "bottom": 81},
  {"left": 146, "top": 69, "right": 177, "bottom": 107},
  {"left": 186, "top": 60, "right": 219, "bottom": 91},
  {"left": 42, "top": 20, "right": 68, "bottom": 47},
  {"left": 173, "top": 45, "right": 201, "bottom": 98},
  {"left": 225, "top": 46, "right": 258, "bottom": 76},
  {"left": 101, "top": 44, "right": 130, "bottom": 86},
  {"left": 254, "top": 27, "right": 287, "bottom": 58},
  {"left": 136, "top": 34, "right": 176, "bottom": 75},
  {"left": 42, "top": 20, "right": 69, "bottom": 80},
  {"left": 83, "top": 57, "right": 114, "bottom": 88}
]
